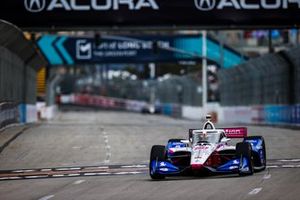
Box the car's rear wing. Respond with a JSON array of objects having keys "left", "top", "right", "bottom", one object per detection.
[{"left": 223, "top": 127, "right": 247, "bottom": 138}]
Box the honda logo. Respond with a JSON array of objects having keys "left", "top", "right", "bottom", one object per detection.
[
  {"left": 24, "top": 0, "right": 46, "bottom": 12},
  {"left": 194, "top": 0, "right": 216, "bottom": 11}
]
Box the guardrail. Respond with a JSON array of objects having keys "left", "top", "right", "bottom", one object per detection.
[
  {"left": 59, "top": 94, "right": 182, "bottom": 118},
  {"left": 58, "top": 95, "right": 300, "bottom": 126},
  {"left": 60, "top": 94, "right": 147, "bottom": 112},
  {"left": 0, "top": 102, "right": 19, "bottom": 130}
]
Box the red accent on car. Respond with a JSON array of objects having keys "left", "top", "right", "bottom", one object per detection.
[
  {"left": 204, "top": 151, "right": 221, "bottom": 168},
  {"left": 223, "top": 127, "right": 247, "bottom": 138},
  {"left": 191, "top": 164, "right": 204, "bottom": 170}
]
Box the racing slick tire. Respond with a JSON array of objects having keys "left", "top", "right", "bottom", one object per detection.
[
  {"left": 236, "top": 142, "right": 254, "bottom": 176},
  {"left": 244, "top": 136, "right": 266, "bottom": 171},
  {"left": 149, "top": 145, "right": 166, "bottom": 180}
]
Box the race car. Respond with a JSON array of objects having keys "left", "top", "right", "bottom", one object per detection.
[{"left": 149, "top": 115, "right": 266, "bottom": 179}]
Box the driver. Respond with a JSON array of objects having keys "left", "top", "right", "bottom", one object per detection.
[{"left": 199, "top": 131, "right": 208, "bottom": 141}]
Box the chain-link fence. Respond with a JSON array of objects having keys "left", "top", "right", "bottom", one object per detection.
[
  {"left": 0, "top": 102, "right": 19, "bottom": 130},
  {"left": 218, "top": 46, "right": 300, "bottom": 106},
  {"left": 0, "top": 46, "right": 37, "bottom": 104},
  {"left": 156, "top": 74, "right": 202, "bottom": 106}
]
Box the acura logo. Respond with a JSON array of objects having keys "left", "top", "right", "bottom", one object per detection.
[
  {"left": 194, "top": 0, "right": 216, "bottom": 11},
  {"left": 24, "top": 0, "right": 46, "bottom": 12},
  {"left": 24, "top": 0, "right": 159, "bottom": 12}
]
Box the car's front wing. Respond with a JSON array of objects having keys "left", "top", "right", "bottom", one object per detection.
[{"left": 150, "top": 157, "right": 251, "bottom": 176}]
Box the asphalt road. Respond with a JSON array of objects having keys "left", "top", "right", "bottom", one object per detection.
[{"left": 0, "top": 110, "right": 299, "bottom": 200}]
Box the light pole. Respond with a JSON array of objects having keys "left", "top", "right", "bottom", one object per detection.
[{"left": 202, "top": 31, "right": 208, "bottom": 109}]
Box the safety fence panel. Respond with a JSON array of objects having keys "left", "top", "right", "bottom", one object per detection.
[
  {"left": 0, "top": 102, "right": 19, "bottom": 130},
  {"left": 219, "top": 47, "right": 300, "bottom": 106}
]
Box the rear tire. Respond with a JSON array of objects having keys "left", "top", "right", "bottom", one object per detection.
[
  {"left": 244, "top": 136, "right": 266, "bottom": 171},
  {"left": 236, "top": 142, "right": 254, "bottom": 176},
  {"left": 149, "top": 145, "right": 166, "bottom": 180}
]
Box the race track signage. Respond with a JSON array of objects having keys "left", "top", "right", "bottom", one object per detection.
[
  {"left": 37, "top": 34, "right": 245, "bottom": 68},
  {"left": 2, "top": 0, "right": 299, "bottom": 28}
]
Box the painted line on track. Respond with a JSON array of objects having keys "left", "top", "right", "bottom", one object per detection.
[
  {"left": 263, "top": 174, "right": 271, "bottom": 180},
  {"left": 248, "top": 188, "right": 262, "bottom": 195},
  {"left": 73, "top": 180, "right": 86, "bottom": 185},
  {"left": 38, "top": 195, "right": 55, "bottom": 200},
  {"left": 102, "top": 129, "right": 111, "bottom": 164}
]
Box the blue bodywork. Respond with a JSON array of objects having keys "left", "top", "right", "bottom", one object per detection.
[
  {"left": 166, "top": 141, "right": 188, "bottom": 157},
  {"left": 150, "top": 156, "right": 252, "bottom": 176},
  {"left": 150, "top": 160, "right": 180, "bottom": 175},
  {"left": 244, "top": 137, "right": 266, "bottom": 168}
]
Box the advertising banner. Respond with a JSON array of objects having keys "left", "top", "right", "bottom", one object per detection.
[
  {"left": 1, "top": 0, "right": 300, "bottom": 29},
  {"left": 37, "top": 34, "right": 244, "bottom": 67}
]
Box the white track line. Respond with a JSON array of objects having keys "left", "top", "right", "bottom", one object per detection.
[
  {"left": 73, "top": 180, "right": 86, "bottom": 185},
  {"left": 279, "top": 159, "right": 300, "bottom": 162},
  {"left": 38, "top": 195, "right": 55, "bottom": 200},
  {"left": 40, "top": 169, "right": 52, "bottom": 172},
  {"left": 103, "top": 129, "right": 111, "bottom": 164},
  {"left": 96, "top": 172, "right": 111, "bottom": 175},
  {"left": 267, "top": 165, "right": 279, "bottom": 168},
  {"left": 67, "top": 174, "right": 80, "bottom": 177},
  {"left": 0, "top": 177, "right": 21, "bottom": 180},
  {"left": 121, "top": 165, "right": 147, "bottom": 168},
  {"left": 248, "top": 188, "right": 262, "bottom": 195},
  {"left": 12, "top": 169, "right": 35, "bottom": 173},
  {"left": 52, "top": 174, "right": 65, "bottom": 177},
  {"left": 84, "top": 173, "right": 96, "bottom": 176},
  {"left": 56, "top": 167, "right": 81, "bottom": 171},
  {"left": 114, "top": 172, "right": 130, "bottom": 175},
  {"left": 25, "top": 176, "right": 48, "bottom": 179},
  {"left": 263, "top": 174, "right": 271, "bottom": 180},
  {"left": 282, "top": 165, "right": 296, "bottom": 168}
]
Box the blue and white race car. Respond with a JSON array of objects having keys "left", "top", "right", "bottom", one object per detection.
[{"left": 149, "top": 115, "right": 266, "bottom": 179}]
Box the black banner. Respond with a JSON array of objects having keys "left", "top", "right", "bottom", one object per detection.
[{"left": 1, "top": 0, "right": 300, "bottom": 29}]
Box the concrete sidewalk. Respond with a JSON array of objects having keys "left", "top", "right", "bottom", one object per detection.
[{"left": 0, "top": 125, "right": 29, "bottom": 154}]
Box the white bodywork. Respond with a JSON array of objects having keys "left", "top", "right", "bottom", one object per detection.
[{"left": 168, "top": 119, "right": 235, "bottom": 167}]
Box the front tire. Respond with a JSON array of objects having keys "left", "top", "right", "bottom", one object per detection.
[
  {"left": 149, "top": 145, "right": 166, "bottom": 180},
  {"left": 236, "top": 142, "right": 254, "bottom": 176},
  {"left": 244, "top": 136, "right": 266, "bottom": 171}
]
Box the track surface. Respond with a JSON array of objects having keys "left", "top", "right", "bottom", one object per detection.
[{"left": 0, "top": 110, "right": 300, "bottom": 200}]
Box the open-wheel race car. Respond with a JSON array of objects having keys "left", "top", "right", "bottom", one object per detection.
[{"left": 149, "top": 115, "right": 266, "bottom": 179}]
